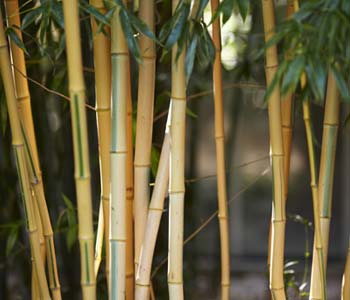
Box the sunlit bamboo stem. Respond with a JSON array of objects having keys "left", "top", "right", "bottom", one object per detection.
[
  {"left": 210, "top": 0, "right": 230, "bottom": 298},
  {"left": 4, "top": 1, "right": 62, "bottom": 298},
  {"left": 261, "top": 0, "right": 286, "bottom": 299},
  {"left": 126, "top": 54, "right": 134, "bottom": 300},
  {"left": 309, "top": 72, "right": 339, "bottom": 300},
  {"left": 110, "top": 1, "right": 129, "bottom": 298},
  {"left": 62, "top": 1, "right": 96, "bottom": 299},
  {"left": 0, "top": 8, "right": 51, "bottom": 300},
  {"left": 342, "top": 239, "right": 350, "bottom": 300},
  {"left": 168, "top": 1, "right": 188, "bottom": 299},
  {"left": 89, "top": 0, "right": 112, "bottom": 282},
  {"left": 135, "top": 106, "right": 171, "bottom": 300},
  {"left": 134, "top": 0, "right": 156, "bottom": 274}
]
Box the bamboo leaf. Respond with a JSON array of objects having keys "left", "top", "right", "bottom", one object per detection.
[
  {"left": 80, "top": 1, "right": 110, "bottom": 26},
  {"left": 5, "top": 27, "right": 29, "bottom": 56},
  {"left": 281, "top": 56, "right": 305, "bottom": 95},
  {"left": 127, "top": 11, "right": 158, "bottom": 44},
  {"left": 185, "top": 34, "right": 198, "bottom": 84},
  {"left": 151, "top": 146, "right": 160, "bottom": 177},
  {"left": 6, "top": 227, "right": 19, "bottom": 257},
  {"left": 195, "top": 0, "right": 209, "bottom": 20},
  {"left": 236, "top": 0, "right": 250, "bottom": 21},
  {"left": 21, "top": 6, "right": 44, "bottom": 30},
  {"left": 51, "top": 2, "right": 65, "bottom": 29},
  {"left": 331, "top": 65, "right": 350, "bottom": 101}
]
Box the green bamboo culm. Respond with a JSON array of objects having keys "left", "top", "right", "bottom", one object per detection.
[
  {"left": 309, "top": 72, "right": 340, "bottom": 300},
  {"left": 110, "top": 1, "right": 129, "bottom": 298},
  {"left": 261, "top": 0, "right": 286, "bottom": 299},
  {"left": 210, "top": 0, "right": 231, "bottom": 299},
  {"left": 89, "top": 0, "right": 112, "bottom": 282},
  {"left": 62, "top": 1, "right": 96, "bottom": 299},
  {"left": 168, "top": 0, "right": 188, "bottom": 298},
  {"left": 342, "top": 238, "right": 350, "bottom": 300},
  {"left": 0, "top": 7, "right": 51, "bottom": 300},
  {"left": 4, "top": 1, "right": 62, "bottom": 298}
]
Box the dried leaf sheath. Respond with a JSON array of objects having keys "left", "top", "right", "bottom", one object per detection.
[
  {"left": 0, "top": 8, "right": 51, "bottom": 300},
  {"left": 62, "top": 1, "right": 96, "bottom": 299},
  {"left": 210, "top": 0, "right": 231, "bottom": 299}
]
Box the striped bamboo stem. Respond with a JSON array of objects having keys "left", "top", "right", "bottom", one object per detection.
[
  {"left": 126, "top": 54, "right": 134, "bottom": 300},
  {"left": 5, "top": 1, "right": 62, "bottom": 298},
  {"left": 0, "top": 8, "right": 51, "bottom": 299},
  {"left": 110, "top": 1, "right": 129, "bottom": 298},
  {"left": 309, "top": 72, "right": 340, "bottom": 300},
  {"left": 62, "top": 1, "right": 96, "bottom": 299},
  {"left": 135, "top": 105, "right": 172, "bottom": 300},
  {"left": 89, "top": 0, "right": 112, "bottom": 282},
  {"left": 134, "top": 0, "right": 156, "bottom": 274},
  {"left": 342, "top": 239, "right": 350, "bottom": 300},
  {"left": 261, "top": 0, "right": 286, "bottom": 299},
  {"left": 210, "top": 0, "right": 230, "bottom": 298},
  {"left": 168, "top": 1, "right": 188, "bottom": 299}
]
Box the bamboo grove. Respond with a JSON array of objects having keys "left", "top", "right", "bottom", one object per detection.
[{"left": 0, "top": 0, "right": 350, "bottom": 300}]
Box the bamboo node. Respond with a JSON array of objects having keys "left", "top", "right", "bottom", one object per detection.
[
  {"left": 149, "top": 207, "right": 164, "bottom": 212},
  {"left": 134, "top": 163, "right": 151, "bottom": 167},
  {"left": 171, "top": 96, "right": 186, "bottom": 102},
  {"left": 135, "top": 282, "right": 150, "bottom": 287},
  {"left": 95, "top": 107, "right": 110, "bottom": 112},
  {"left": 168, "top": 281, "right": 183, "bottom": 285},
  {"left": 16, "top": 95, "right": 29, "bottom": 102},
  {"left": 265, "top": 64, "right": 278, "bottom": 70},
  {"left": 218, "top": 214, "right": 228, "bottom": 220}
]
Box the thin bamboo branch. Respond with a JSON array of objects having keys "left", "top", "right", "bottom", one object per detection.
[
  {"left": 309, "top": 72, "right": 340, "bottom": 300},
  {"left": 0, "top": 7, "right": 51, "bottom": 300},
  {"left": 5, "top": 1, "right": 62, "bottom": 298},
  {"left": 62, "top": 1, "right": 96, "bottom": 299},
  {"left": 110, "top": 1, "right": 129, "bottom": 298},
  {"left": 134, "top": 0, "right": 156, "bottom": 276},
  {"left": 89, "top": 0, "right": 111, "bottom": 285},
  {"left": 135, "top": 105, "right": 171, "bottom": 300},
  {"left": 210, "top": 0, "right": 230, "bottom": 298},
  {"left": 261, "top": 0, "right": 286, "bottom": 299}
]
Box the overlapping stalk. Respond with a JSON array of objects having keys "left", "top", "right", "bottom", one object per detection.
[
  {"left": 261, "top": 1, "right": 286, "bottom": 299},
  {"left": 126, "top": 58, "right": 134, "bottom": 300},
  {"left": 110, "top": 1, "right": 129, "bottom": 298},
  {"left": 168, "top": 1, "right": 188, "bottom": 299},
  {"left": 134, "top": 0, "right": 156, "bottom": 274},
  {"left": 342, "top": 239, "right": 350, "bottom": 300},
  {"left": 309, "top": 73, "right": 340, "bottom": 300},
  {"left": 135, "top": 106, "right": 171, "bottom": 300},
  {"left": 5, "top": 1, "right": 62, "bottom": 298},
  {"left": 210, "top": 0, "right": 230, "bottom": 298},
  {"left": 62, "top": 1, "right": 96, "bottom": 299},
  {"left": 0, "top": 8, "right": 51, "bottom": 300},
  {"left": 89, "top": 0, "right": 112, "bottom": 281}
]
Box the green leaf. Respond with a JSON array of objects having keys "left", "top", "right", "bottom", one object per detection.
[
  {"left": 21, "top": 6, "right": 44, "bottom": 30},
  {"left": 281, "top": 56, "right": 305, "bottom": 95},
  {"left": 66, "top": 224, "right": 78, "bottom": 251},
  {"left": 151, "top": 146, "right": 160, "bottom": 177},
  {"left": 6, "top": 227, "right": 19, "bottom": 257},
  {"left": 186, "top": 107, "right": 198, "bottom": 119},
  {"left": 6, "top": 27, "right": 29, "bottom": 56},
  {"left": 185, "top": 34, "right": 198, "bottom": 84},
  {"left": 195, "top": 0, "right": 209, "bottom": 20},
  {"left": 80, "top": 2, "right": 110, "bottom": 26},
  {"left": 331, "top": 65, "right": 350, "bottom": 101},
  {"left": 51, "top": 2, "right": 64, "bottom": 29},
  {"left": 236, "top": 0, "right": 250, "bottom": 21},
  {"left": 127, "top": 11, "right": 158, "bottom": 44}
]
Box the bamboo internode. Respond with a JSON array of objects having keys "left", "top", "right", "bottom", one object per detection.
[
  {"left": 62, "top": 1, "right": 96, "bottom": 299},
  {"left": 135, "top": 106, "right": 171, "bottom": 300},
  {"left": 261, "top": 0, "right": 286, "bottom": 299},
  {"left": 309, "top": 73, "right": 340, "bottom": 300},
  {"left": 210, "top": 0, "right": 231, "bottom": 298},
  {"left": 134, "top": 0, "right": 156, "bottom": 276},
  {"left": 89, "top": 0, "right": 112, "bottom": 284},
  {"left": 0, "top": 8, "right": 51, "bottom": 300}
]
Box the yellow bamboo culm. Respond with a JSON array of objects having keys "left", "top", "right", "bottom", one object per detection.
[
  {"left": 342, "top": 240, "right": 350, "bottom": 300},
  {"left": 309, "top": 73, "right": 340, "bottom": 300},
  {"left": 126, "top": 56, "right": 135, "bottom": 300},
  {"left": 168, "top": 1, "right": 188, "bottom": 299},
  {"left": 261, "top": 0, "right": 286, "bottom": 299},
  {"left": 210, "top": 0, "right": 230, "bottom": 299},
  {"left": 135, "top": 105, "right": 172, "bottom": 300},
  {"left": 89, "top": 0, "right": 112, "bottom": 283},
  {"left": 134, "top": 0, "right": 156, "bottom": 274},
  {"left": 4, "top": 1, "right": 62, "bottom": 299},
  {"left": 0, "top": 8, "right": 51, "bottom": 300},
  {"left": 110, "top": 1, "right": 129, "bottom": 298},
  {"left": 62, "top": 1, "right": 96, "bottom": 299}
]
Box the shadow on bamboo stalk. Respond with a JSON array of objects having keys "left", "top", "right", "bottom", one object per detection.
[
  {"left": 0, "top": 8, "right": 51, "bottom": 300},
  {"left": 62, "top": 1, "right": 96, "bottom": 299},
  {"left": 342, "top": 240, "right": 350, "bottom": 300}
]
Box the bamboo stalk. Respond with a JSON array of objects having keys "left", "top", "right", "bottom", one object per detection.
[
  {"left": 309, "top": 72, "right": 340, "bottom": 300},
  {"left": 110, "top": 1, "right": 129, "bottom": 298},
  {"left": 261, "top": 1, "right": 286, "bottom": 299},
  {"left": 135, "top": 105, "right": 171, "bottom": 300},
  {"left": 89, "top": 0, "right": 112, "bottom": 283},
  {"left": 4, "top": 2, "right": 62, "bottom": 298},
  {"left": 126, "top": 55, "right": 134, "bottom": 300},
  {"left": 342, "top": 239, "right": 350, "bottom": 300},
  {"left": 62, "top": 1, "right": 96, "bottom": 299},
  {"left": 210, "top": 0, "right": 230, "bottom": 298},
  {"left": 168, "top": 1, "right": 188, "bottom": 299},
  {"left": 134, "top": 0, "right": 156, "bottom": 274},
  {"left": 0, "top": 8, "right": 51, "bottom": 300}
]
